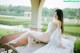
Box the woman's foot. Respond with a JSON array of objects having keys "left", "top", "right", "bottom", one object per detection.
[{"left": 8, "top": 41, "right": 18, "bottom": 44}]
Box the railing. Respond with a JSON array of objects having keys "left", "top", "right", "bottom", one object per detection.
[{"left": 0, "top": 43, "right": 18, "bottom": 53}]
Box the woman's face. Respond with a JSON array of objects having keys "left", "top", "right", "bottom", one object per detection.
[{"left": 54, "top": 12, "right": 58, "bottom": 20}]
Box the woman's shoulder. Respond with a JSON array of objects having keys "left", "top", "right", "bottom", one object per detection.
[
  {"left": 52, "top": 20, "right": 61, "bottom": 24},
  {"left": 52, "top": 20, "right": 61, "bottom": 27},
  {"left": 48, "top": 20, "right": 61, "bottom": 26}
]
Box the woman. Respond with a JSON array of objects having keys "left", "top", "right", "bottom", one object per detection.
[
  {"left": 33, "top": 9, "right": 76, "bottom": 53},
  {"left": 8, "top": 9, "right": 59, "bottom": 46}
]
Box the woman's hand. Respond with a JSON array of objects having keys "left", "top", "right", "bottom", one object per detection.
[{"left": 58, "top": 43, "right": 66, "bottom": 49}]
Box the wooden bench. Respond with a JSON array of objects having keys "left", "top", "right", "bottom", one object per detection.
[{"left": 0, "top": 31, "right": 28, "bottom": 53}]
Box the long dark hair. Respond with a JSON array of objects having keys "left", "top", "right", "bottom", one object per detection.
[{"left": 55, "top": 9, "right": 64, "bottom": 33}]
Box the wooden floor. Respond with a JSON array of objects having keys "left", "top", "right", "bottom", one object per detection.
[{"left": 8, "top": 42, "right": 46, "bottom": 53}]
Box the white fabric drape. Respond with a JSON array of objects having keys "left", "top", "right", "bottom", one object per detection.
[{"left": 33, "top": 23, "right": 76, "bottom": 53}]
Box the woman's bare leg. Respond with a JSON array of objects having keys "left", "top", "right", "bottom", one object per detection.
[
  {"left": 27, "top": 35, "right": 33, "bottom": 46},
  {"left": 8, "top": 32, "right": 29, "bottom": 44},
  {"left": 8, "top": 31, "right": 44, "bottom": 46}
]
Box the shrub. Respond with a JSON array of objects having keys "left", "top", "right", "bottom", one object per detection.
[
  {"left": 74, "top": 39, "right": 80, "bottom": 53},
  {"left": 41, "top": 26, "right": 47, "bottom": 32}
]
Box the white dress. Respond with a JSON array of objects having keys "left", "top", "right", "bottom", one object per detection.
[{"left": 33, "top": 22, "right": 76, "bottom": 53}]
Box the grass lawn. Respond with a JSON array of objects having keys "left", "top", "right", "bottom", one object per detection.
[
  {"left": 64, "top": 26, "right": 80, "bottom": 37},
  {"left": 64, "top": 27, "right": 80, "bottom": 34},
  {"left": 0, "top": 15, "right": 31, "bottom": 27},
  {"left": 0, "top": 28, "right": 17, "bottom": 37}
]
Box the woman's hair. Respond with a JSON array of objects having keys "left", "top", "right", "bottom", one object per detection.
[{"left": 55, "top": 9, "right": 64, "bottom": 33}]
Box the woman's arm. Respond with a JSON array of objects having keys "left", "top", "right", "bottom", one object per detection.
[{"left": 57, "top": 21, "right": 66, "bottom": 49}]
